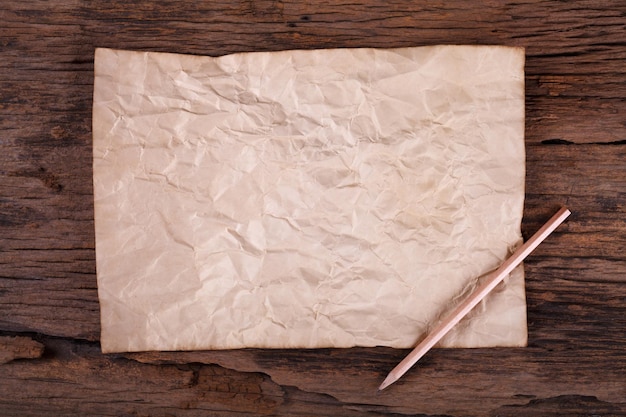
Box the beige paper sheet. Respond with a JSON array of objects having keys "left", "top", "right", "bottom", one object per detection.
[{"left": 93, "top": 45, "right": 527, "bottom": 353}]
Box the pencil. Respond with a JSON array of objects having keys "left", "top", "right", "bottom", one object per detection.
[{"left": 378, "top": 207, "right": 571, "bottom": 391}]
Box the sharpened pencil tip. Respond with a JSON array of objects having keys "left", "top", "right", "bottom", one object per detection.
[{"left": 378, "top": 374, "right": 396, "bottom": 391}]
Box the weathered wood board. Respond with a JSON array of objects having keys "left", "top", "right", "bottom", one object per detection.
[{"left": 1, "top": 1, "right": 625, "bottom": 415}]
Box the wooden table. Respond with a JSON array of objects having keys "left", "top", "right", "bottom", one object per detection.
[{"left": 1, "top": 1, "right": 625, "bottom": 415}]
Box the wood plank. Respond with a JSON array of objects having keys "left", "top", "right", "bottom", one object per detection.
[
  {"left": 2, "top": 3, "right": 625, "bottom": 147},
  {"left": 2, "top": 144, "right": 623, "bottom": 339},
  {"left": 0, "top": 336, "right": 623, "bottom": 416}
]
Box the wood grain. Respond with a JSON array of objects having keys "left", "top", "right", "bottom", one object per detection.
[{"left": 1, "top": 1, "right": 625, "bottom": 415}]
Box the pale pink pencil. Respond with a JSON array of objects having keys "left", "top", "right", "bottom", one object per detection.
[{"left": 379, "top": 207, "right": 571, "bottom": 391}]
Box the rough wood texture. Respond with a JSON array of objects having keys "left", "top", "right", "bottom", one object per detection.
[
  {"left": 0, "top": 336, "right": 44, "bottom": 364},
  {"left": 1, "top": 1, "right": 625, "bottom": 415}
]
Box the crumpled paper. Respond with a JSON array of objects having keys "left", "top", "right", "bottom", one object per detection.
[{"left": 93, "top": 45, "right": 527, "bottom": 353}]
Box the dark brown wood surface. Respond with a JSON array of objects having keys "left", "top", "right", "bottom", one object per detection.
[{"left": 1, "top": 1, "right": 625, "bottom": 415}]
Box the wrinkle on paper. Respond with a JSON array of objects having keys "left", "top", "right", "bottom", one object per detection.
[{"left": 93, "top": 45, "right": 527, "bottom": 353}]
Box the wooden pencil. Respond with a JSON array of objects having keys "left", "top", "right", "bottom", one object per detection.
[{"left": 378, "top": 207, "right": 571, "bottom": 391}]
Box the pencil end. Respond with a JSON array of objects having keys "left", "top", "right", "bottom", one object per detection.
[{"left": 378, "top": 374, "right": 397, "bottom": 391}]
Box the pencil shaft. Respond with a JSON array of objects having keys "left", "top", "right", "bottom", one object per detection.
[{"left": 379, "top": 207, "right": 571, "bottom": 390}]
